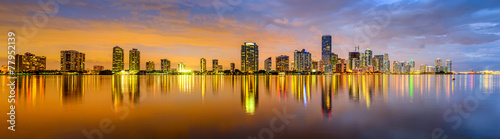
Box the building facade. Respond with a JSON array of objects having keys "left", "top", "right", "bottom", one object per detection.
[
  {"left": 200, "top": 58, "right": 207, "bottom": 73},
  {"left": 112, "top": 46, "right": 124, "bottom": 72},
  {"left": 212, "top": 59, "right": 219, "bottom": 73},
  {"left": 129, "top": 49, "right": 140, "bottom": 72},
  {"left": 276, "top": 55, "right": 289, "bottom": 72},
  {"left": 161, "top": 59, "right": 170, "bottom": 73},
  {"left": 322, "top": 35, "right": 332, "bottom": 66},
  {"left": 264, "top": 57, "right": 272, "bottom": 71},
  {"left": 294, "top": 49, "right": 312, "bottom": 72},
  {"left": 146, "top": 61, "right": 155, "bottom": 72},
  {"left": 241, "top": 42, "right": 259, "bottom": 72},
  {"left": 15, "top": 52, "right": 46, "bottom": 73},
  {"left": 61, "top": 50, "right": 85, "bottom": 72}
]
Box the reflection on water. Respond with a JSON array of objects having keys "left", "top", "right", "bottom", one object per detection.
[
  {"left": 112, "top": 75, "right": 140, "bottom": 110},
  {"left": 61, "top": 75, "right": 85, "bottom": 105},
  {"left": 2, "top": 75, "right": 500, "bottom": 138},
  {"left": 241, "top": 76, "right": 259, "bottom": 115}
]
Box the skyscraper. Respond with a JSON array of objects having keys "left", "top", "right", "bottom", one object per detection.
[
  {"left": 322, "top": 35, "right": 332, "bottom": 66},
  {"left": 348, "top": 52, "right": 360, "bottom": 70},
  {"left": 112, "top": 46, "right": 124, "bottom": 72},
  {"left": 435, "top": 58, "right": 442, "bottom": 72},
  {"left": 264, "top": 57, "right": 272, "bottom": 71},
  {"left": 312, "top": 61, "right": 319, "bottom": 72},
  {"left": 409, "top": 59, "right": 415, "bottom": 69},
  {"left": 383, "top": 53, "right": 390, "bottom": 73},
  {"left": 200, "top": 58, "right": 207, "bottom": 73},
  {"left": 146, "top": 61, "right": 155, "bottom": 72},
  {"left": 60, "top": 50, "right": 85, "bottom": 72},
  {"left": 230, "top": 63, "right": 235, "bottom": 73},
  {"left": 373, "top": 55, "right": 384, "bottom": 72},
  {"left": 446, "top": 60, "right": 452, "bottom": 73},
  {"left": 129, "top": 48, "right": 140, "bottom": 72},
  {"left": 178, "top": 62, "right": 186, "bottom": 72},
  {"left": 161, "top": 59, "right": 170, "bottom": 73},
  {"left": 420, "top": 64, "right": 427, "bottom": 73},
  {"left": 365, "top": 48, "right": 372, "bottom": 66},
  {"left": 241, "top": 42, "right": 259, "bottom": 72},
  {"left": 276, "top": 55, "right": 289, "bottom": 72},
  {"left": 294, "top": 49, "right": 312, "bottom": 72},
  {"left": 212, "top": 59, "right": 219, "bottom": 73},
  {"left": 393, "top": 61, "right": 400, "bottom": 74}
]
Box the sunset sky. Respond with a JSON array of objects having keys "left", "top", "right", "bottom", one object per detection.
[{"left": 1, "top": 0, "right": 499, "bottom": 71}]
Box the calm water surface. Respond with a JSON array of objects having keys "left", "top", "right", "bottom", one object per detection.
[{"left": 1, "top": 75, "right": 500, "bottom": 139}]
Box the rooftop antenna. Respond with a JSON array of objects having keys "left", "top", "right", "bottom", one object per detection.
[{"left": 354, "top": 45, "right": 360, "bottom": 52}]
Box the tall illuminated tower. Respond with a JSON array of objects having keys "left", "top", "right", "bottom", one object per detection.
[
  {"left": 446, "top": 60, "right": 452, "bottom": 73},
  {"left": 200, "top": 58, "right": 207, "bottom": 73},
  {"left": 129, "top": 48, "right": 140, "bottom": 72},
  {"left": 365, "top": 48, "right": 372, "bottom": 66},
  {"left": 322, "top": 35, "right": 332, "bottom": 66},
  {"left": 241, "top": 42, "right": 259, "bottom": 72},
  {"left": 435, "top": 58, "right": 442, "bottom": 72},
  {"left": 212, "top": 59, "right": 219, "bottom": 73},
  {"left": 294, "top": 49, "right": 312, "bottom": 72},
  {"left": 161, "top": 59, "right": 170, "bottom": 73},
  {"left": 112, "top": 46, "right": 124, "bottom": 72}
]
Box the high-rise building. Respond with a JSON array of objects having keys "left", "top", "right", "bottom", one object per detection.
[
  {"left": 264, "top": 57, "right": 272, "bottom": 72},
  {"left": 146, "top": 61, "right": 155, "bottom": 72},
  {"left": 129, "top": 48, "right": 140, "bottom": 72},
  {"left": 212, "top": 59, "right": 219, "bottom": 73},
  {"left": 365, "top": 48, "right": 373, "bottom": 66},
  {"left": 200, "top": 58, "right": 207, "bottom": 73},
  {"left": 409, "top": 59, "right": 415, "bottom": 69},
  {"left": 393, "top": 61, "right": 400, "bottom": 74},
  {"left": 383, "top": 53, "right": 390, "bottom": 73},
  {"left": 291, "top": 61, "right": 295, "bottom": 71},
  {"left": 373, "top": 55, "right": 384, "bottom": 72},
  {"left": 420, "top": 64, "right": 427, "bottom": 73},
  {"left": 178, "top": 62, "right": 186, "bottom": 72},
  {"left": 218, "top": 65, "right": 223, "bottom": 72},
  {"left": 276, "top": 55, "right": 289, "bottom": 72},
  {"left": 446, "top": 60, "right": 452, "bottom": 73},
  {"left": 348, "top": 52, "right": 360, "bottom": 70},
  {"left": 61, "top": 50, "right": 85, "bottom": 72},
  {"left": 435, "top": 58, "right": 442, "bottom": 72},
  {"left": 112, "top": 46, "right": 124, "bottom": 72},
  {"left": 241, "top": 42, "right": 259, "bottom": 72},
  {"left": 322, "top": 35, "right": 332, "bottom": 66},
  {"left": 230, "top": 63, "right": 235, "bottom": 73},
  {"left": 360, "top": 53, "right": 366, "bottom": 67},
  {"left": 294, "top": 49, "right": 312, "bottom": 72},
  {"left": 15, "top": 52, "right": 46, "bottom": 73},
  {"left": 161, "top": 59, "right": 170, "bottom": 73},
  {"left": 93, "top": 65, "right": 104, "bottom": 71}
]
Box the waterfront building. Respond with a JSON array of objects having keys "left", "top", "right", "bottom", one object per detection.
[
  {"left": 129, "top": 48, "right": 140, "bottom": 72},
  {"left": 294, "top": 49, "right": 312, "bottom": 72},
  {"left": 276, "top": 55, "right": 289, "bottom": 72},
  {"left": 161, "top": 59, "right": 170, "bottom": 73},
  {"left": 112, "top": 46, "right": 124, "bottom": 72},
  {"left": 241, "top": 42, "right": 259, "bottom": 72},
  {"left": 61, "top": 50, "right": 85, "bottom": 72}
]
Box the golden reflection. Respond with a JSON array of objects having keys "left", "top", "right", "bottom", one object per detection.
[
  {"left": 160, "top": 75, "right": 171, "bottom": 93},
  {"left": 17, "top": 75, "right": 46, "bottom": 108},
  {"left": 241, "top": 75, "right": 259, "bottom": 115},
  {"left": 60, "top": 75, "right": 85, "bottom": 105},
  {"left": 321, "top": 75, "right": 332, "bottom": 119},
  {"left": 291, "top": 75, "right": 311, "bottom": 107},
  {"left": 276, "top": 75, "right": 287, "bottom": 101},
  {"left": 112, "top": 75, "right": 140, "bottom": 111},
  {"left": 201, "top": 75, "right": 206, "bottom": 103},
  {"left": 178, "top": 75, "right": 194, "bottom": 93}
]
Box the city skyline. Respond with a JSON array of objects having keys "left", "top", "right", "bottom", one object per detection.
[{"left": 1, "top": 0, "right": 499, "bottom": 71}]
